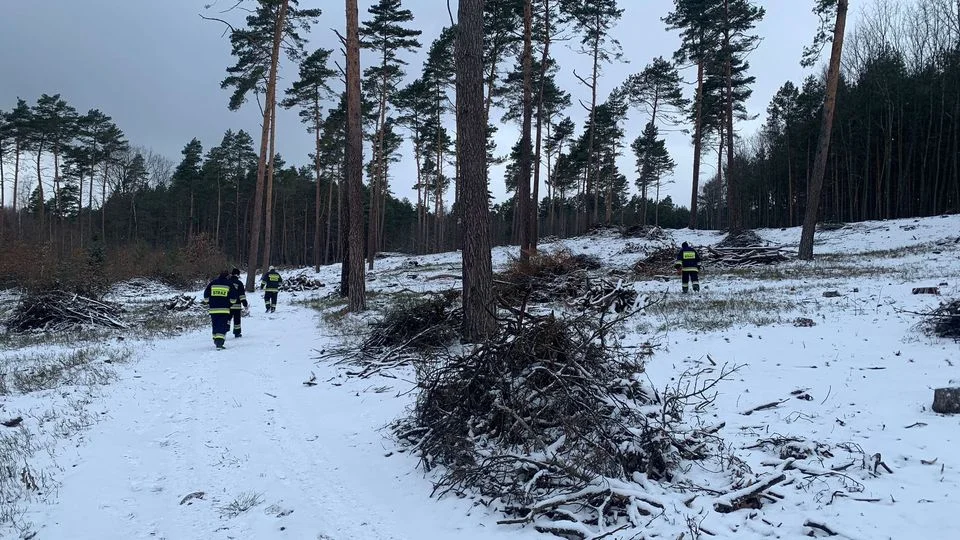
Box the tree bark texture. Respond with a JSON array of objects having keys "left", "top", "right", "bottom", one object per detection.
[
  {"left": 245, "top": 0, "right": 288, "bottom": 292},
  {"left": 457, "top": 0, "right": 496, "bottom": 341},
  {"left": 799, "top": 0, "right": 848, "bottom": 260},
  {"left": 345, "top": 0, "right": 366, "bottom": 312}
]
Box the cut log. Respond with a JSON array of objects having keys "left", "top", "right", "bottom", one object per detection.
[
  {"left": 912, "top": 287, "right": 940, "bottom": 295},
  {"left": 932, "top": 387, "right": 960, "bottom": 414}
]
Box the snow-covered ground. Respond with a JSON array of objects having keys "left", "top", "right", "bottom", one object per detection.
[{"left": 2, "top": 215, "right": 959, "bottom": 539}]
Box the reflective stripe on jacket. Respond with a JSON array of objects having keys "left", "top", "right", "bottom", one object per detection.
[
  {"left": 674, "top": 248, "right": 702, "bottom": 271},
  {"left": 261, "top": 270, "right": 282, "bottom": 292},
  {"left": 229, "top": 276, "right": 248, "bottom": 309},
  {"left": 203, "top": 276, "right": 239, "bottom": 314}
]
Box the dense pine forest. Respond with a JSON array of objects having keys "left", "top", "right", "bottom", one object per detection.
[{"left": 0, "top": 0, "right": 958, "bottom": 292}]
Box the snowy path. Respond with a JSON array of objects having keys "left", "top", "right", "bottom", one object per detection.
[{"left": 32, "top": 305, "right": 537, "bottom": 540}]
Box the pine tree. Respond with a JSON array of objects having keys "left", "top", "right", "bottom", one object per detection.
[
  {"left": 282, "top": 48, "right": 336, "bottom": 270},
  {"left": 631, "top": 122, "right": 676, "bottom": 226},
  {"left": 217, "top": 0, "right": 320, "bottom": 291},
  {"left": 171, "top": 139, "right": 204, "bottom": 240},
  {"left": 394, "top": 78, "right": 433, "bottom": 252},
  {"left": 345, "top": 0, "right": 366, "bottom": 312},
  {"left": 665, "top": 0, "right": 721, "bottom": 229},
  {"left": 763, "top": 81, "right": 801, "bottom": 225},
  {"left": 0, "top": 109, "right": 9, "bottom": 213},
  {"left": 719, "top": 0, "right": 764, "bottom": 231},
  {"left": 32, "top": 94, "right": 79, "bottom": 227},
  {"left": 622, "top": 57, "right": 689, "bottom": 128},
  {"left": 361, "top": 0, "right": 422, "bottom": 269},
  {"left": 421, "top": 27, "right": 457, "bottom": 251},
  {"left": 458, "top": 0, "right": 496, "bottom": 341},
  {"left": 94, "top": 121, "right": 127, "bottom": 242},
  {"left": 560, "top": 0, "right": 623, "bottom": 230},
  {"left": 799, "top": 0, "right": 849, "bottom": 259},
  {"left": 6, "top": 100, "right": 32, "bottom": 217},
  {"left": 544, "top": 115, "right": 574, "bottom": 235}
]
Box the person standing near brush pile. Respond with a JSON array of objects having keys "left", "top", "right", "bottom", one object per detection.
[
  {"left": 228, "top": 268, "right": 249, "bottom": 337},
  {"left": 203, "top": 269, "right": 239, "bottom": 349},
  {"left": 260, "top": 266, "right": 283, "bottom": 313},
  {"left": 674, "top": 241, "right": 702, "bottom": 293}
]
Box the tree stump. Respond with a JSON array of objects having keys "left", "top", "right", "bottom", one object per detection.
[
  {"left": 932, "top": 387, "right": 960, "bottom": 414},
  {"left": 912, "top": 287, "right": 940, "bottom": 295}
]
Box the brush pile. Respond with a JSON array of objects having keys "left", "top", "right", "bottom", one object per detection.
[
  {"left": 165, "top": 294, "right": 197, "bottom": 311},
  {"left": 494, "top": 249, "right": 602, "bottom": 304},
  {"left": 620, "top": 224, "right": 668, "bottom": 240},
  {"left": 705, "top": 245, "right": 792, "bottom": 267},
  {"left": 394, "top": 305, "right": 733, "bottom": 538},
  {"left": 631, "top": 246, "right": 678, "bottom": 276},
  {"left": 706, "top": 230, "right": 792, "bottom": 266},
  {"left": 281, "top": 271, "right": 326, "bottom": 292},
  {"left": 5, "top": 290, "right": 128, "bottom": 333},
  {"left": 317, "top": 291, "right": 462, "bottom": 377},
  {"left": 921, "top": 299, "right": 960, "bottom": 340}
]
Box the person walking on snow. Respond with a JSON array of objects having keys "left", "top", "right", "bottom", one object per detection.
[
  {"left": 203, "top": 269, "right": 239, "bottom": 349},
  {"left": 228, "top": 267, "right": 249, "bottom": 337},
  {"left": 260, "top": 266, "right": 283, "bottom": 313},
  {"left": 674, "top": 241, "right": 702, "bottom": 293}
]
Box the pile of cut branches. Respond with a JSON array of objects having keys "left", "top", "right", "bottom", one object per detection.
[
  {"left": 919, "top": 299, "right": 960, "bottom": 340},
  {"left": 631, "top": 246, "right": 677, "bottom": 276},
  {"left": 705, "top": 245, "right": 792, "bottom": 267},
  {"left": 716, "top": 229, "right": 766, "bottom": 248},
  {"left": 317, "top": 291, "right": 462, "bottom": 377},
  {"left": 569, "top": 278, "right": 638, "bottom": 314},
  {"left": 620, "top": 224, "right": 668, "bottom": 240},
  {"left": 5, "top": 290, "right": 128, "bottom": 333},
  {"left": 281, "top": 271, "right": 326, "bottom": 292},
  {"left": 165, "top": 294, "right": 197, "bottom": 311},
  {"left": 393, "top": 306, "right": 734, "bottom": 537},
  {"left": 702, "top": 231, "right": 792, "bottom": 266},
  {"left": 494, "top": 249, "right": 602, "bottom": 304}
]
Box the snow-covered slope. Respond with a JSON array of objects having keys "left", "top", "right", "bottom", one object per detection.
[{"left": 3, "top": 214, "right": 959, "bottom": 539}]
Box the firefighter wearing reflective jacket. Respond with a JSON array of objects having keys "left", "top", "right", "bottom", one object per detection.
[
  {"left": 260, "top": 266, "right": 282, "bottom": 313},
  {"left": 203, "top": 270, "right": 240, "bottom": 349},
  {"left": 674, "top": 242, "right": 702, "bottom": 293},
  {"left": 229, "top": 268, "right": 249, "bottom": 337}
]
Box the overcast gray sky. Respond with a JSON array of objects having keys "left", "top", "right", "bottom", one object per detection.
[{"left": 0, "top": 0, "right": 828, "bottom": 210}]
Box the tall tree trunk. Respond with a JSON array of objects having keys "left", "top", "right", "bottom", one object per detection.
[
  {"left": 585, "top": 31, "right": 600, "bottom": 230},
  {"left": 314, "top": 119, "right": 323, "bottom": 271},
  {"left": 531, "top": 0, "right": 550, "bottom": 253},
  {"left": 458, "top": 0, "right": 496, "bottom": 341},
  {"left": 261, "top": 107, "right": 278, "bottom": 273},
  {"left": 724, "top": 0, "right": 740, "bottom": 232},
  {"left": 100, "top": 162, "right": 107, "bottom": 243},
  {"left": 799, "top": 0, "right": 848, "bottom": 260},
  {"left": 368, "top": 65, "right": 388, "bottom": 270},
  {"left": 518, "top": 0, "right": 533, "bottom": 261},
  {"left": 12, "top": 142, "right": 20, "bottom": 217},
  {"left": 245, "top": 0, "right": 288, "bottom": 292},
  {"left": 345, "top": 0, "right": 366, "bottom": 312},
  {"left": 324, "top": 174, "right": 334, "bottom": 265},
  {"left": 53, "top": 144, "right": 62, "bottom": 232},
  {"left": 36, "top": 141, "right": 46, "bottom": 236},
  {"left": 216, "top": 174, "right": 222, "bottom": 245},
  {"left": 339, "top": 170, "right": 349, "bottom": 296},
  {"left": 688, "top": 58, "right": 705, "bottom": 229}
]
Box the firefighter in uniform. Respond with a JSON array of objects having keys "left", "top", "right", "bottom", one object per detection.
[
  {"left": 260, "top": 266, "right": 283, "bottom": 313},
  {"left": 229, "top": 267, "right": 249, "bottom": 337},
  {"left": 674, "top": 241, "right": 702, "bottom": 293},
  {"left": 203, "top": 269, "right": 239, "bottom": 349}
]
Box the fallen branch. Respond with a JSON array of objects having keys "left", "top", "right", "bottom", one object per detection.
[
  {"left": 714, "top": 474, "right": 786, "bottom": 513},
  {"left": 741, "top": 399, "right": 790, "bottom": 416}
]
